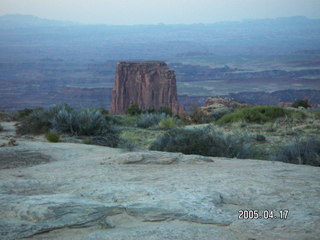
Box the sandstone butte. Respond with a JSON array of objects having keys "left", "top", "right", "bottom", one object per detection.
[{"left": 111, "top": 61, "right": 184, "bottom": 114}]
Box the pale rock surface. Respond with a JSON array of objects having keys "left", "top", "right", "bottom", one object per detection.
[{"left": 0, "top": 122, "right": 319, "bottom": 240}]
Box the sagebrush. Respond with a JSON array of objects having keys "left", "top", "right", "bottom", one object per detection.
[
  {"left": 217, "top": 106, "right": 303, "bottom": 124},
  {"left": 45, "top": 132, "right": 60, "bottom": 143},
  {"left": 136, "top": 113, "right": 167, "bottom": 128},
  {"left": 150, "top": 125, "right": 261, "bottom": 159},
  {"left": 272, "top": 136, "right": 320, "bottom": 166},
  {"left": 16, "top": 104, "right": 120, "bottom": 147}
]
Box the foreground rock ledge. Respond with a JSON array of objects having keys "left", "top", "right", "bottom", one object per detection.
[{"left": 0, "top": 140, "right": 319, "bottom": 240}]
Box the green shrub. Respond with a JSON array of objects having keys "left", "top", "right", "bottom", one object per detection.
[
  {"left": 73, "top": 108, "right": 112, "bottom": 136},
  {"left": 126, "top": 104, "right": 142, "bottom": 116},
  {"left": 82, "top": 138, "right": 92, "bottom": 144},
  {"left": 136, "top": 113, "right": 167, "bottom": 128},
  {"left": 292, "top": 99, "right": 311, "bottom": 109},
  {"left": 157, "top": 107, "right": 173, "bottom": 116},
  {"left": 314, "top": 111, "right": 320, "bottom": 120},
  {"left": 16, "top": 110, "right": 51, "bottom": 135},
  {"left": 97, "top": 107, "right": 109, "bottom": 116},
  {"left": 217, "top": 106, "right": 289, "bottom": 124},
  {"left": 205, "top": 108, "right": 234, "bottom": 122},
  {"left": 89, "top": 135, "right": 120, "bottom": 147},
  {"left": 14, "top": 108, "right": 36, "bottom": 120},
  {"left": 149, "top": 125, "right": 261, "bottom": 159},
  {"left": 45, "top": 132, "right": 60, "bottom": 142},
  {"left": 272, "top": 136, "right": 320, "bottom": 166},
  {"left": 159, "top": 117, "right": 181, "bottom": 129},
  {"left": 255, "top": 134, "right": 266, "bottom": 142},
  {"left": 0, "top": 111, "right": 13, "bottom": 121},
  {"left": 189, "top": 103, "right": 206, "bottom": 124},
  {"left": 118, "top": 115, "right": 138, "bottom": 127},
  {"left": 118, "top": 139, "right": 137, "bottom": 151},
  {"left": 16, "top": 104, "right": 120, "bottom": 147},
  {"left": 50, "top": 105, "right": 77, "bottom": 134}
]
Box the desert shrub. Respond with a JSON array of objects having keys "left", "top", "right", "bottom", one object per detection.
[
  {"left": 88, "top": 135, "right": 120, "bottom": 147},
  {"left": 14, "top": 108, "right": 38, "bottom": 120},
  {"left": 205, "top": 108, "right": 234, "bottom": 122},
  {"left": 159, "top": 117, "right": 180, "bottom": 129},
  {"left": 0, "top": 110, "right": 14, "bottom": 121},
  {"left": 272, "top": 136, "right": 320, "bottom": 166},
  {"left": 126, "top": 104, "right": 142, "bottom": 116},
  {"left": 16, "top": 110, "right": 51, "bottom": 135},
  {"left": 118, "top": 115, "right": 138, "bottom": 127},
  {"left": 217, "top": 106, "right": 290, "bottom": 124},
  {"left": 50, "top": 105, "right": 77, "bottom": 134},
  {"left": 292, "top": 99, "right": 311, "bottom": 109},
  {"left": 16, "top": 104, "right": 120, "bottom": 146},
  {"left": 255, "top": 134, "right": 266, "bottom": 142},
  {"left": 45, "top": 132, "right": 60, "bottom": 142},
  {"left": 118, "top": 138, "right": 137, "bottom": 151},
  {"left": 189, "top": 103, "right": 206, "bottom": 124},
  {"left": 136, "top": 113, "right": 167, "bottom": 128},
  {"left": 157, "top": 107, "right": 173, "bottom": 116},
  {"left": 82, "top": 137, "right": 92, "bottom": 144},
  {"left": 72, "top": 108, "right": 112, "bottom": 136},
  {"left": 97, "top": 107, "right": 109, "bottom": 116},
  {"left": 315, "top": 112, "right": 320, "bottom": 120},
  {"left": 149, "top": 125, "right": 261, "bottom": 159}
]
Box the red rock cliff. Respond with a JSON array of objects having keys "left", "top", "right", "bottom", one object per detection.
[{"left": 111, "top": 61, "right": 183, "bottom": 114}]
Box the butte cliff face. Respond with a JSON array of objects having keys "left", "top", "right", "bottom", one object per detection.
[{"left": 111, "top": 61, "right": 183, "bottom": 114}]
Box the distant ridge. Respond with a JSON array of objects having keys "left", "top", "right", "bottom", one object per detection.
[
  {"left": 0, "top": 14, "right": 78, "bottom": 29},
  {"left": 1, "top": 14, "right": 319, "bottom": 28}
]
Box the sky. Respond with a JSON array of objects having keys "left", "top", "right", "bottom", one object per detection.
[{"left": 0, "top": 0, "right": 320, "bottom": 25}]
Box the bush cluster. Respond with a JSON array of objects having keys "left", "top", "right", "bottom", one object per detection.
[
  {"left": 14, "top": 108, "right": 38, "bottom": 120},
  {"left": 45, "top": 132, "right": 60, "bottom": 142},
  {"left": 292, "top": 99, "right": 311, "bottom": 109},
  {"left": 136, "top": 113, "right": 167, "bottom": 128},
  {"left": 205, "top": 108, "right": 234, "bottom": 122},
  {"left": 149, "top": 125, "right": 261, "bottom": 159},
  {"left": 16, "top": 104, "right": 120, "bottom": 147},
  {"left": 217, "top": 106, "right": 296, "bottom": 124},
  {"left": 272, "top": 136, "right": 320, "bottom": 166},
  {"left": 159, "top": 117, "right": 180, "bottom": 129},
  {"left": 0, "top": 110, "right": 13, "bottom": 121},
  {"left": 125, "top": 104, "right": 173, "bottom": 116}
]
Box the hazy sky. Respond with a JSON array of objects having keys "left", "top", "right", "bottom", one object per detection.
[{"left": 1, "top": 0, "right": 320, "bottom": 25}]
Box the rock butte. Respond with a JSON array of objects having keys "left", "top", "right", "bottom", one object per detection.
[{"left": 111, "top": 61, "right": 184, "bottom": 114}]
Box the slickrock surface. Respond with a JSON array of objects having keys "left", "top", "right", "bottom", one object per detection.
[
  {"left": 111, "top": 61, "right": 184, "bottom": 114},
  {"left": 0, "top": 122, "right": 319, "bottom": 240}
]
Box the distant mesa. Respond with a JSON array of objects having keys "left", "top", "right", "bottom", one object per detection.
[{"left": 111, "top": 61, "right": 184, "bottom": 114}]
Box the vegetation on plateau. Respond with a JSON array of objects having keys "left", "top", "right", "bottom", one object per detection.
[
  {"left": 216, "top": 106, "right": 305, "bottom": 124},
  {"left": 16, "top": 104, "right": 120, "bottom": 147},
  {"left": 10, "top": 102, "right": 320, "bottom": 167}
]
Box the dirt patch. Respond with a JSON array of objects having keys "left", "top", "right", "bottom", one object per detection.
[{"left": 0, "top": 151, "right": 52, "bottom": 169}]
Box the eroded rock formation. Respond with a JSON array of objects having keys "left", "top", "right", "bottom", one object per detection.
[
  {"left": 201, "top": 97, "right": 251, "bottom": 114},
  {"left": 111, "top": 61, "right": 183, "bottom": 114}
]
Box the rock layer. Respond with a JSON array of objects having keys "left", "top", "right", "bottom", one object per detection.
[{"left": 111, "top": 61, "right": 183, "bottom": 114}]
